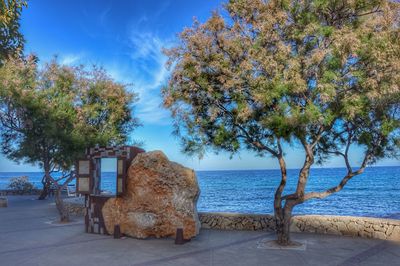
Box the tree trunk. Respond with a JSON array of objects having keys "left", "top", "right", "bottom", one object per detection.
[
  {"left": 38, "top": 170, "right": 51, "bottom": 200},
  {"left": 275, "top": 204, "right": 294, "bottom": 246},
  {"left": 55, "top": 188, "right": 69, "bottom": 223}
]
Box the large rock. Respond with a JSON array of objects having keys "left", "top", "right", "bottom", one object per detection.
[{"left": 102, "top": 151, "right": 200, "bottom": 239}]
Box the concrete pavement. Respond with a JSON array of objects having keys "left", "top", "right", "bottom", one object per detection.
[{"left": 1, "top": 196, "right": 399, "bottom": 266}]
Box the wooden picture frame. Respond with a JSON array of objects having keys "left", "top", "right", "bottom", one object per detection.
[
  {"left": 76, "top": 159, "right": 92, "bottom": 194},
  {"left": 116, "top": 157, "right": 126, "bottom": 196}
]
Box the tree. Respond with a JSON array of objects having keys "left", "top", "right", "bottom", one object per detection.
[
  {"left": 0, "top": 0, "right": 27, "bottom": 63},
  {"left": 163, "top": 0, "right": 400, "bottom": 245},
  {"left": 0, "top": 56, "right": 139, "bottom": 222}
]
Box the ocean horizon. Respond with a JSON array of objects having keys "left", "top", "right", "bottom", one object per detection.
[{"left": 1, "top": 166, "right": 399, "bottom": 219}]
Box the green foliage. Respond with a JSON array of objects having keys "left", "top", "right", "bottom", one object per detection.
[
  {"left": 0, "top": 0, "right": 27, "bottom": 63},
  {"left": 163, "top": 0, "right": 400, "bottom": 164},
  {"left": 0, "top": 56, "right": 139, "bottom": 172},
  {"left": 8, "top": 176, "right": 34, "bottom": 194}
]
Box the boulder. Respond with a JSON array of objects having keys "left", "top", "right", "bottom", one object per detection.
[{"left": 102, "top": 151, "right": 201, "bottom": 239}]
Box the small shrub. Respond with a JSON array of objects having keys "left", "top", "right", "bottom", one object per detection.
[{"left": 8, "top": 176, "right": 34, "bottom": 195}]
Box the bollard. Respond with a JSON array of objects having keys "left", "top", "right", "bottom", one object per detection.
[
  {"left": 114, "top": 224, "right": 121, "bottom": 239},
  {"left": 0, "top": 197, "right": 8, "bottom": 208},
  {"left": 175, "top": 228, "right": 190, "bottom": 245}
]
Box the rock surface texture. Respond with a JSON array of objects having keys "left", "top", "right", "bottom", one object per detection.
[
  {"left": 199, "top": 212, "right": 276, "bottom": 231},
  {"left": 291, "top": 215, "right": 400, "bottom": 241},
  {"left": 102, "top": 151, "right": 200, "bottom": 239},
  {"left": 199, "top": 213, "right": 400, "bottom": 241}
]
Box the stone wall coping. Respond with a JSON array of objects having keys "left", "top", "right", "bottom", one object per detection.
[
  {"left": 198, "top": 212, "right": 400, "bottom": 224},
  {"left": 198, "top": 212, "right": 274, "bottom": 218},
  {"left": 292, "top": 214, "right": 400, "bottom": 225}
]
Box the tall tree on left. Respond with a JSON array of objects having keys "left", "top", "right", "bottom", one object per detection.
[
  {"left": 0, "top": 0, "right": 27, "bottom": 63},
  {"left": 0, "top": 56, "right": 139, "bottom": 222}
]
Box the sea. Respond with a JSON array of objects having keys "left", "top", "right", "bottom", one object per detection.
[{"left": 1, "top": 166, "right": 399, "bottom": 219}]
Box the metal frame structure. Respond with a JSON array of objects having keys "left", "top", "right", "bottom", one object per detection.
[{"left": 75, "top": 146, "right": 144, "bottom": 234}]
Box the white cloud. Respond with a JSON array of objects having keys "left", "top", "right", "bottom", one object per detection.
[
  {"left": 112, "top": 31, "right": 174, "bottom": 125},
  {"left": 99, "top": 6, "right": 111, "bottom": 27},
  {"left": 104, "top": 64, "right": 165, "bottom": 124},
  {"left": 102, "top": 31, "right": 173, "bottom": 125},
  {"left": 60, "top": 53, "right": 84, "bottom": 66}
]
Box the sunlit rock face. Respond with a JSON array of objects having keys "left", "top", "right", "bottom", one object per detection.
[{"left": 102, "top": 151, "right": 200, "bottom": 239}]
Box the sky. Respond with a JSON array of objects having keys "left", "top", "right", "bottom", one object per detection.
[{"left": 0, "top": 0, "right": 398, "bottom": 172}]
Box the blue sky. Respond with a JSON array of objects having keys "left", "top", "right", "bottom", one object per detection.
[{"left": 0, "top": 0, "right": 398, "bottom": 172}]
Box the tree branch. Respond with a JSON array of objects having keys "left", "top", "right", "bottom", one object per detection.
[
  {"left": 343, "top": 132, "right": 352, "bottom": 173},
  {"left": 214, "top": 99, "right": 279, "bottom": 157},
  {"left": 304, "top": 151, "right": 371, "bottom": 201},
  {"left": 275, "top": 138, "right": 287, "bottom": 200}
]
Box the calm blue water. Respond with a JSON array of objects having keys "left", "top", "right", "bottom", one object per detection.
[{"left": 1, "top": 166, "right": 399, "bottom": 218}]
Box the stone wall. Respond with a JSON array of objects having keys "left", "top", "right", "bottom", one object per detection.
[
  {"left": 199, "top": 212, "right": 276, "bottom": 231},
  {"left": 64, "top": 197, "right": 86, "bottom": 216},
  {"left": 199, "top": 212, "right": 400, "bottom": 241},
  {"left": 291, "top": 215, "right": 400, "bottom": 241},
  {"left": 63, "top": 200, "right": 400, "bottom": 241}
]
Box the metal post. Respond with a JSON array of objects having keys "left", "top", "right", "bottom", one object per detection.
[
  {"left": 175, "top": 228, "right": 190, "bottom": 245},
  {"left": 114, "top": 224, "right": 121, "bottom": 239}
]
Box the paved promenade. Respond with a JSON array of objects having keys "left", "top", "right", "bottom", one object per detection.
[{"left": 1, "top": 196, "right": 399, "bottom": 266}]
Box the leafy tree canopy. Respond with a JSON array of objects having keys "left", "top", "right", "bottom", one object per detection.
[
  {"left": 0, "top": 55, "right": 139, "bottom": 172},
  {"left": 0, "top": 0, "right": 27, "bottom": 63},
  {"left": 163, "top": 0, "right": 400, "bottom": 245},
  {"left": 164, "top": 0, "right": 399, "bottom": 164}
]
